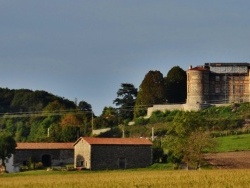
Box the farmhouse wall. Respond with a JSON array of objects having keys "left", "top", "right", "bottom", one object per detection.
[
  {"left": 90, "top": 145, "right": 152, "bottom": 170},
  {"left": 14, "top": 149, "right": 74, "bottom": 166},
  {"left": 74, "top": 139, "right": 91, "bottom": 169}
]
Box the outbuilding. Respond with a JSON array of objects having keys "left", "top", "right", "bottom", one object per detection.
[
  {"left": 74, "top": 137, "right": 153, "bottom": 170},
  {"left": 14, "top": 142, "right": 74, "bottom": 171}
]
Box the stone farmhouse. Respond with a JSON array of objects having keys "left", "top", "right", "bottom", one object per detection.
[
  {"left": 147, "top": 62, "right": 250, "bottom": 116},
  {"left": 4, "top": 137, "right": 152, "bottom": 172},
  {"left": 5, "top": 142, "right": 74, "bottom": 172},
  {"left": 74, "top": 137, "right": 153, "bottom": 170}
]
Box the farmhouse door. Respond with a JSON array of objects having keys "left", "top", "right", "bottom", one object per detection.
[
  {"left": 42, "top": 154, "right": 51, "bottom": 167},
  {"left": 118, "top": 158, "right": 126, "bottom": 169}
]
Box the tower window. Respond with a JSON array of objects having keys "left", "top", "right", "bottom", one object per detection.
[{"left": 215, "top": 76, "right": 220, "bottom": 81}]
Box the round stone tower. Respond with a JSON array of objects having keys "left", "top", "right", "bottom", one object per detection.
[{"left": 186, "top": 66, "right": 209, "bottom": 105}]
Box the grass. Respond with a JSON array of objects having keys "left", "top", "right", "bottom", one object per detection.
[
  {"left": 1, "top": 169, "right": 250, "bottom": 187},
  {"left": 214, "top": 133, "right": 250, "bottom": 152}
]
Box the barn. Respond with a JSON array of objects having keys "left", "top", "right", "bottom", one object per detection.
[
  {"left": 74, "top": 137, "right": 153, "bottom": 170},
  {"left": 14, "top": 142, "right": 74, "bottom": 170}
]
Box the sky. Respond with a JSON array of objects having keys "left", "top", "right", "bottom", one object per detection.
[{"left": 1, "top": 0, "right": 250, "bottom": 115}]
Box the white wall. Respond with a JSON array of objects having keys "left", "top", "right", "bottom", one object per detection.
[{"left": 0, "top": 155, "right": 19, "bottom": 173}]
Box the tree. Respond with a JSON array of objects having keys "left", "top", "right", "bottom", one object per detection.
[
  {"left": 134, "top": 71, "right": 166, "bottom": 117},
  {"left": 95, "top": 106, "right": 118, "bottom": 129},
  {"left": 113, "top": 83, "right": 137, "bottom": 121},
  {"left": 162, "top": 111, "right": 209, "bottom": 169},
  {"left": 78, "top": 101, "right": 92, "bottom": 112},
  {"left": 0, "top": 132, "right": 17, "bottom": 170},
  {"left": 182, "top": 130, "right": 216, "bottom": 169},
  {"left": 43, "top": 100, "right": 66, "bottom": 112},
  {"left": 165, "top": 66, "right": 187, "bottom": 103}
]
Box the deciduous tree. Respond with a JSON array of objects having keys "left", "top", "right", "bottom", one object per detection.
[{"left": 0, "top": 132, "right": 17, "bottom": 170}]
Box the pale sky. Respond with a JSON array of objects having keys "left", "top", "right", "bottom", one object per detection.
[{"left": 1, "top": 0, "right": 250, "bottom": 115}]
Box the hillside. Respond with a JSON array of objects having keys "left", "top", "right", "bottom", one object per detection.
[
  {"left": 0, "top": 88, "right": 76, "bottom": 113},
  {"left": 0, "top": 88, "right": 92, "bottom": 142},
  {"left": 125, "top": 102, "right": 250, "bottom": 138}
]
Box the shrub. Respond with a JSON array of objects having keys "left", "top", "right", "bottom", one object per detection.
[{"left": 134, "top": 117, "right": 149, "bottom": 125}]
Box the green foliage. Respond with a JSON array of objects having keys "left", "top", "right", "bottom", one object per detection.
[
  {"left": 98, "top": 127, "right": 123, "bottom": 138},
  {"left": 113, "top": 83, "right": 137, "bottom": 121},
  {"left": 165, "top": 66, "right": 187, "bottom": 103},
  {"left": 214, "top": 134, "right": 250, "bottom": 152},
  {"left": 134, "top": 71, "right": 166, "bottom": 117},
  {"left": 134, "top": 117, "right": 149, "bottom": 125},
  {"left": 95, "top": 106, "right": 118, "bottom": 129},
  {"left": 113, "top": 83, "right": 137, "bottom": 122},
  {"left": 78, "top": 101, "right": 92, "bottom": 111},
  {"left": 0, "top": 88, "right": 95, "bottom": 142},
  {"left": 0, "top": 132, "right": 17, "bottom": 168}
]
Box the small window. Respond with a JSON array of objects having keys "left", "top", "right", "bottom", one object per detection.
[
  {"left": 23, "top": 160, "right": 28, "bottom": 166},
  {"left": 215, "top": 87, "right": 220, "bottom": 93},
  {"left": 239, "top": 85, "right": 244, "bottom": 93},
  {"left": 215, "top": 76, "right": 220, "bottom": 81},
  {"left": 233, "top": 85, "right": 236, "bottom": 94}
]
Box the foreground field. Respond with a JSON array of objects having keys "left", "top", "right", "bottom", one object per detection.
[{"left": 1, "top": 169, "right": 250, "bottom": 188}]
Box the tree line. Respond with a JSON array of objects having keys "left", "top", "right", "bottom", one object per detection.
[{"left": 0, "top": 66, "right": 186, "bottom": 142}]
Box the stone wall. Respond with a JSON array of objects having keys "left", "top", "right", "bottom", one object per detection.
[
  {"left": 146, "top": 104, "right": 184, "bottom": 117},
  {"left": 14, "top": 149, "right": 74, "bottom": 167},
  {"left": 74, "top": 139, "right": 91, "bottom": 169},
  {"left": 91, "top": 145, "right": 152, "bottom": 170},
  {"left": 74, "top": 139, "right": 152, "bottom": 170}
]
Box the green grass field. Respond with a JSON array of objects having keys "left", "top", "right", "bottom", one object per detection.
[
  {"left": 214, "top": 133, "right": 250, "bottom": 152},
  {"left": 1, "top": 169, "right": 250, "bottom": 188}
]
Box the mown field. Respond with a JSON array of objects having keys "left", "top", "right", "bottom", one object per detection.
[
  {"left": 1, "top": 169, "right": 250, "bottom": 188},
  {"left": 215, "top": 133, "right": 250, "bottom": 152}
]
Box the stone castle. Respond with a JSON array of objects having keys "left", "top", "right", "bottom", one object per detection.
[{"left": 147, "top": 62, "right": 250, "bottom": 117}]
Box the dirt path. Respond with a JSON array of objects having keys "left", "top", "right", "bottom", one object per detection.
[{"left": 204, "top": 151, "right": 250, "bottom": 169}]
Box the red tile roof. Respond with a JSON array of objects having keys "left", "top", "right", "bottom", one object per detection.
[
  {"left": 74, "top": 137, "right": 153, "bottom": 146},
  {"left": 16, "top": 142, "right": 74, "bottom": 150},
  {"left": 189, "top": 66, "right": 208, "bottom": 71}
]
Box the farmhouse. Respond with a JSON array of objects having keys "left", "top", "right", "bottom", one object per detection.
[
  {"left": 74, "top": 137, "right": 153, "bottom": 170},
  {"left": 11, "top": 142, "right": 74, "bottom": 172}
]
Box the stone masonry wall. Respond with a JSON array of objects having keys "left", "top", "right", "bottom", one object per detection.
[{"left": 90, "top": 145, "right": 152, "bottom": 170}]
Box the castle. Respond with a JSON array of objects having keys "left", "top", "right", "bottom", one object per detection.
[{"left": 147, "top": 63, "right": 250, "bottom": 116}]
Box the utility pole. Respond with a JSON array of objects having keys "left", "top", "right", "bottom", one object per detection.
[
  {"left": 151, "top": 127, "right": 154, "bottom": 141},
  {"left": 91, "top": 112, "right": 94, "bottom": 135}
]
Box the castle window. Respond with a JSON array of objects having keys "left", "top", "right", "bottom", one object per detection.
[
  {"left": 239, "top": 85, "right": 244, "bottom": 93},
  {"left": 215, "top": 87, "right": 220, "bottom": 93},
  {"left": 233, "top": 85, "right": 236, "bottom": 94},
  {"left": 215, "top": 76, "right": 220, "bottom": 81}
]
